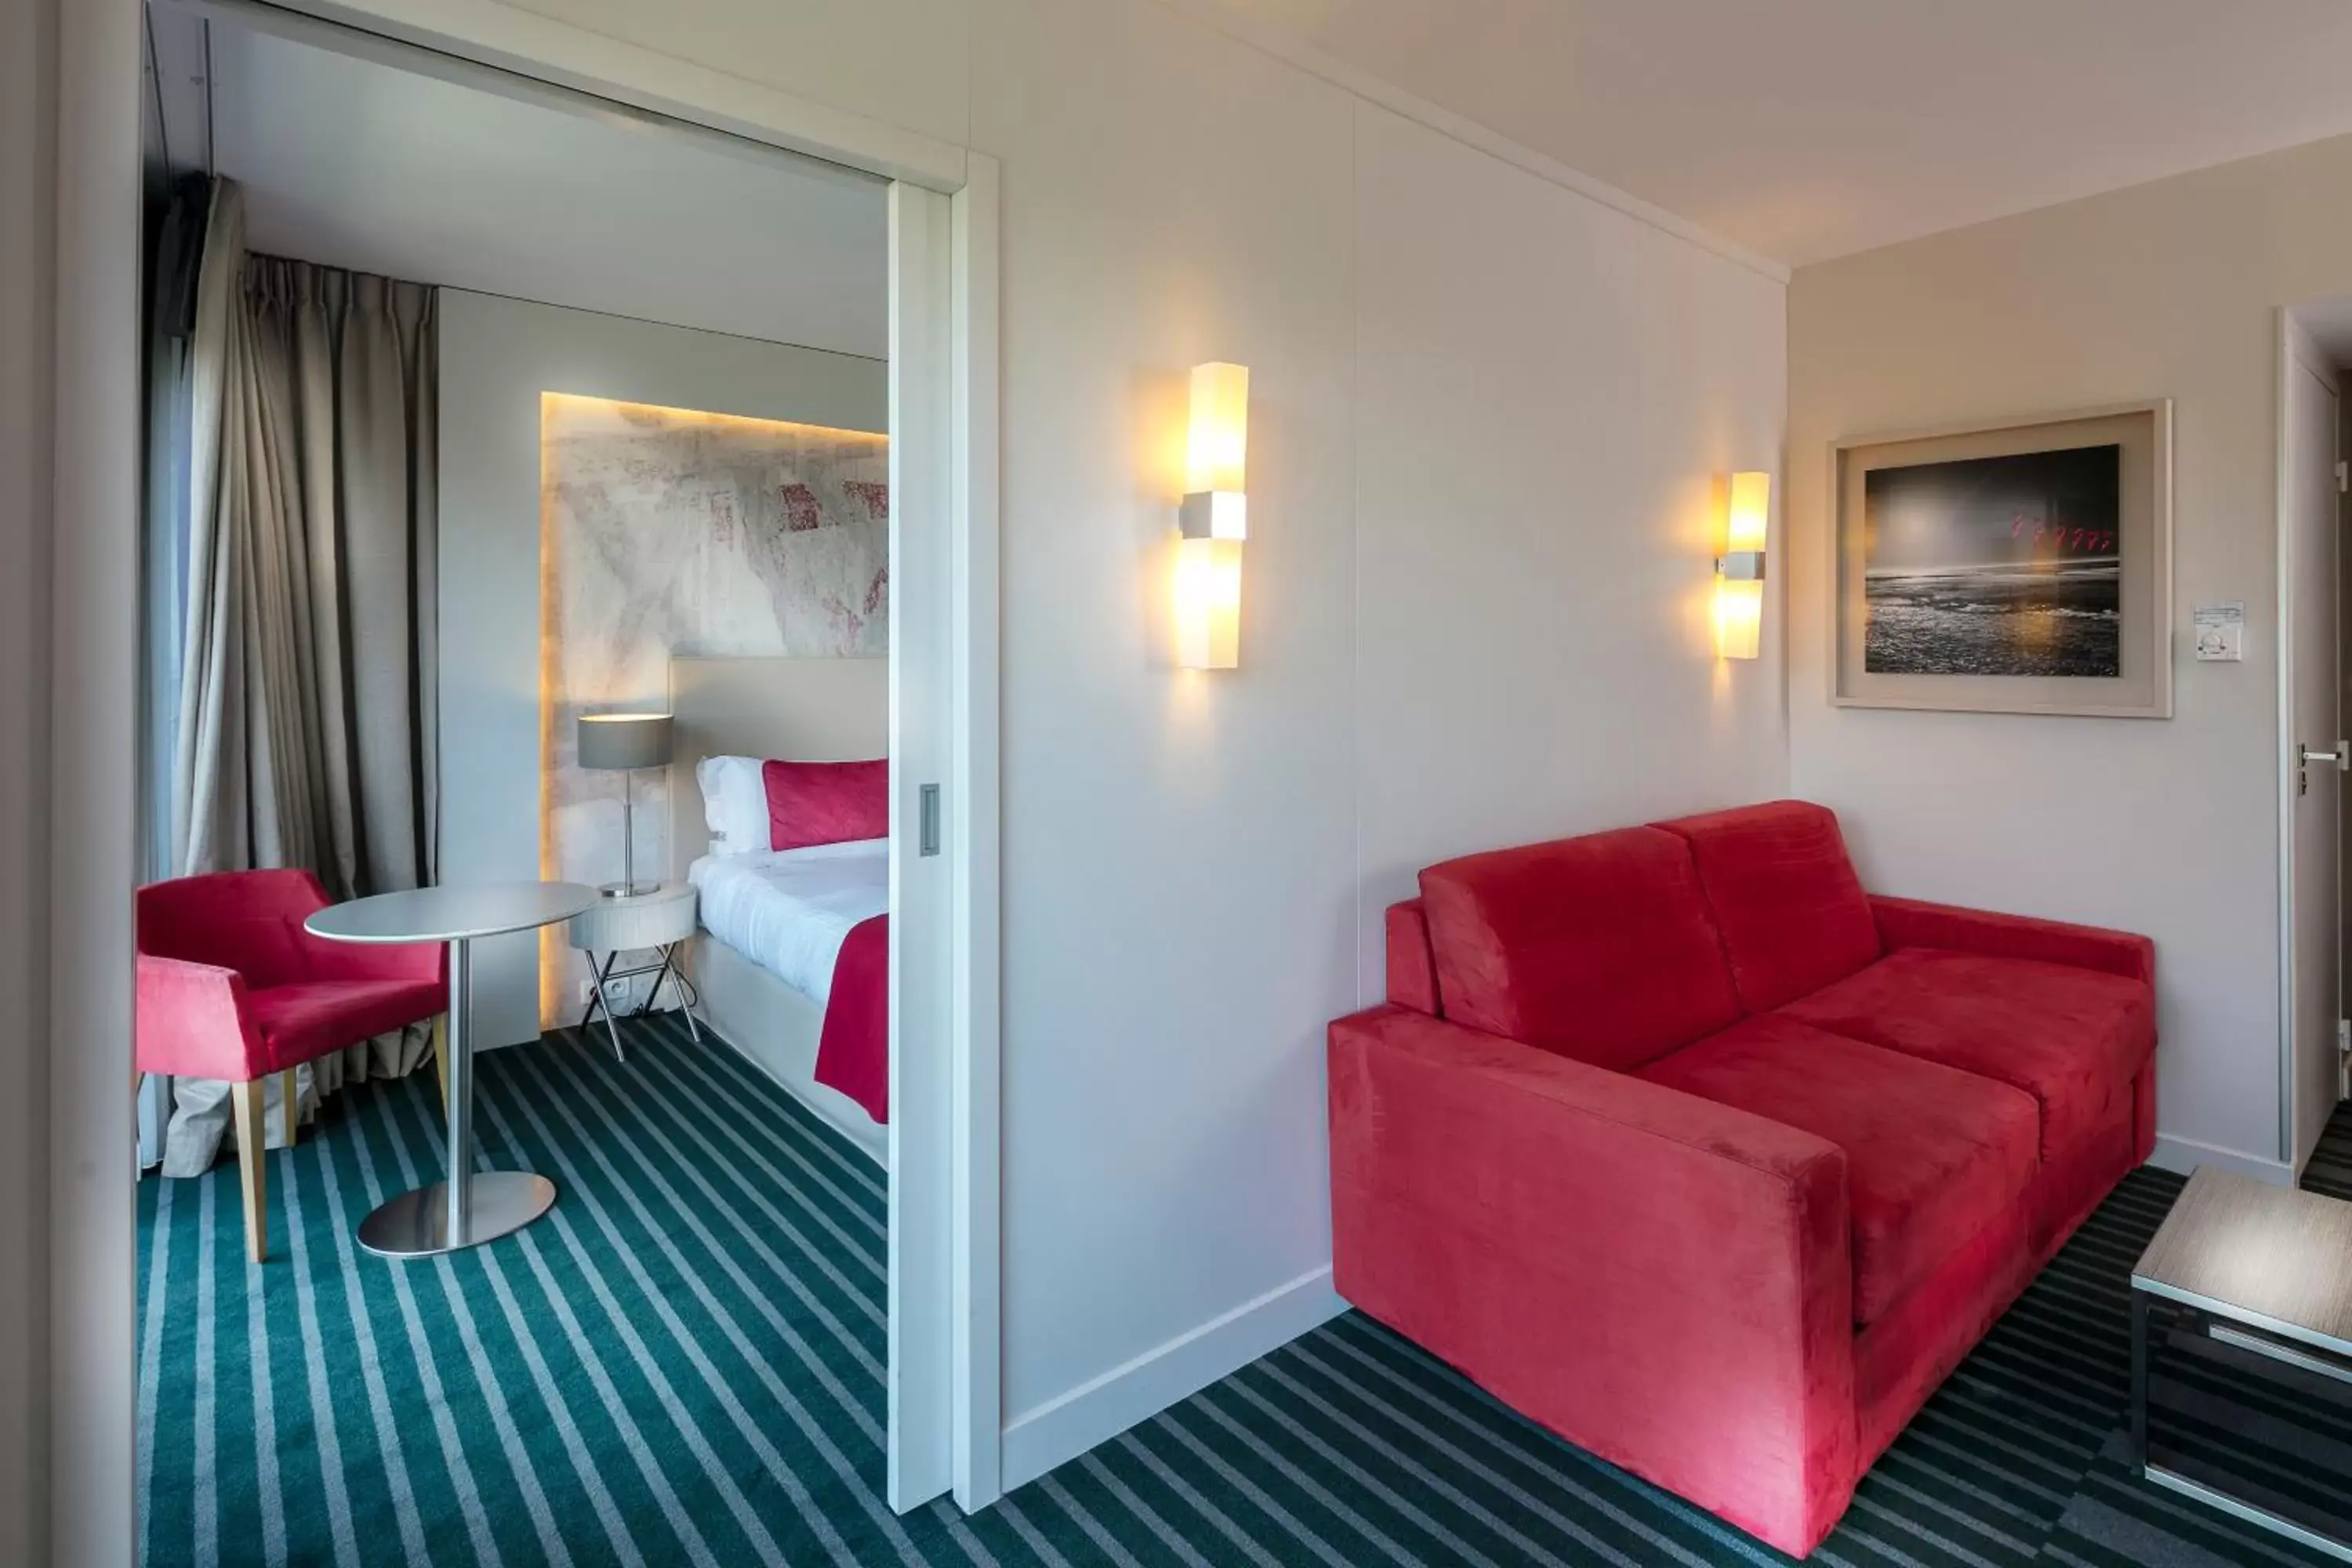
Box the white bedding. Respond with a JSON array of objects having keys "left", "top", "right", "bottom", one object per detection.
[{"left": 688, "top": 838, "right": 887, "bottom": 1005}]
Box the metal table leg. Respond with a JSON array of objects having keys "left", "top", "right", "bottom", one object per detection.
[
  {"left": 580, "top": 949, "right": 626, "bottom": 1062},
  {"left": 633, "top": 942, "right": 702, "bottom": 1043},
  {"left": 673, "top": 945, "right": 702, "bottom": 1044},
  {"left": 2134, "top": 1288, "right": 2352, "bottom": 1562},
  {"left": 2130, "top": 1287, "right": 2149, "bottom": 1473},
  {"left": 358, "top": 935, "right": 557, "bottom": 1257}
]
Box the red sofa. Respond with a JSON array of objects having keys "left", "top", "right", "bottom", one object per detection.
[{"left": 1327, "top": 800, "right": 2154, "bottom": 1556}]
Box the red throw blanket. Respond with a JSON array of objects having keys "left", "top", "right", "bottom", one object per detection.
[{"left": 814, "top": 914, "right": 889, "bottom": 1122}]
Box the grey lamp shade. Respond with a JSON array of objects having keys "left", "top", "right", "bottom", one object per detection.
[{"left": 577, "top": 712, "right": 673, "bottom": 771}]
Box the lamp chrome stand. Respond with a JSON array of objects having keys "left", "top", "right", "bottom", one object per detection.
[{"left": 601, "top": 766, "right": 660, "bottom": 898}]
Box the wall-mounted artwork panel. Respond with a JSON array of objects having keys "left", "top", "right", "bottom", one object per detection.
[{"left": 539, "top": 392, "right": 888, "bottom": 1012}]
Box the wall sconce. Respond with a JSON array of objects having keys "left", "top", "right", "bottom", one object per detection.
[
  {"left": 1175, "top": 361, "right": 1248, "bottom": 670},
  {"left": 1714, "top": 470, "right": 1769, "bottom": 659}
]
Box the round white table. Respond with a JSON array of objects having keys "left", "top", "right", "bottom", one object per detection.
[{"left": 306, "top": 880, "right": 599, "bottom": 1258}]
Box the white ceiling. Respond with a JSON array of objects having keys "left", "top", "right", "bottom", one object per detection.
[
  {"left": 205, "top": 24, "right": 887, "bottom": 358},
  {"left": 1193, "top": 0, "right": 2352, "bottom": 267}
]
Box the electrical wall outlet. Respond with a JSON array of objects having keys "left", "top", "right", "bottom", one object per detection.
[{"left": 578, "top": 980, "right": 595, "bottom": 1007}]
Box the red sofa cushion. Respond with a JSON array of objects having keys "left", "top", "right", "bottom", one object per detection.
[
  {"left": 1638, "top": 1015, "right": 2040, "bottom": 1324},
  {"left": 1778, "top": 947, "right": 2155, "bottom": 1160},
  {"left": 1420, "top": 826, "right": 1740, "bottom": 1071},
  {"left": 1653, "top": 800, "right": 1881, "bottom": 1012},
  {"left": 249, "top": 979, "right": 447, "bottom": 1073}
]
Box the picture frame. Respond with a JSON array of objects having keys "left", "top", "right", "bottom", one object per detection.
[{"left": 1829, "top": 400, "right": 2173, "bottom": 718}]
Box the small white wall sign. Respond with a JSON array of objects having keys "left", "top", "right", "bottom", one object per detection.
[{"left": 2192, "top": 602, "right": 2245, "bottom": 662}]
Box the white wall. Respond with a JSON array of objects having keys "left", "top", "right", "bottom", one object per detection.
[
  {"left": 1787, "top": 130, "right": 2352, "bottom": 1180},
  {"left": 438, "top": 290, "right": 885, "bottom": 1047},
  {"left": 1351, "top": 100, "right": 1789, "bottom": 978},
  {"left": 973, "top": 0, "right": 1365, "bottom": 1475},
  {"left": 968, "top": 0, "right": 1788, "bottom": 1483}
]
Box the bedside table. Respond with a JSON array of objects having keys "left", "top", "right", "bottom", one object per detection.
[{"left": 566, "top": 881, "right": 701, "bottom": 1061}]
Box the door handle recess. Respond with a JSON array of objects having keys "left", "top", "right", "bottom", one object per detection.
[{"left": 919, "top": 782, "right": 942, "bottom": 856}]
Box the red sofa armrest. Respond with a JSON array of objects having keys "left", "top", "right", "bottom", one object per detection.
[
  {"left": 1384, "top": 898, "right": 1440, "bottom": 1014},
  {"left": 136, "top": 954, "right": 264, "bottom": 1081},
  {"left": 1328, "top": 1005, "right": 1857, "bottom": 1557},
  {"left": 1869, "top": 895, "right": 2153, "bottom": 985}
]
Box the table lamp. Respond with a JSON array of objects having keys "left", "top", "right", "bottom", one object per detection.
[{"left": 577, "top": 712, "right": 673, "bottom": 898}]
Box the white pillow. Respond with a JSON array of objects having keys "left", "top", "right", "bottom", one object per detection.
[{"left": 696, "top": 755, "right": 770, "bottom": 858}]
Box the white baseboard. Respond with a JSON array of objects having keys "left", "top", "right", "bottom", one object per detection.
[
  {"left": 1000, "top": 1265, "right": 1345, "bottom": 1492},
  {"left": 2150, "top": 1133, "right": 2293, "bottom": 1188}
]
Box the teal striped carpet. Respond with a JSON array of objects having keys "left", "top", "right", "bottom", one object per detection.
[{"left": 141, "top": 1018, "right": 2350, "bottom": 1566}]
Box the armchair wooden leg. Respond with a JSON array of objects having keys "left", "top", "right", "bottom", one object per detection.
[
  {"left": 434, "top": 1013, "right": 450, "bottom": 1116},
  {"left": 280, "top": 1069, "right": 299, "bottom": 1149},
  {"left": 231, "top": 1080, "right": 267, "bottom": 1264}
]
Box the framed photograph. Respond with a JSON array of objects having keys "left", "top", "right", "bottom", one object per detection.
[{"left": 1830, "top": 401, "right": 2172, "bottom": 717}]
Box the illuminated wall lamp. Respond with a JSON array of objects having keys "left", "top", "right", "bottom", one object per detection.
[
  {"left": 1714, "top": 470, "right": 1770, "bottom": 660},
  {"left": 1174, "top": 361, "right": 1248, "bottom": 670}
]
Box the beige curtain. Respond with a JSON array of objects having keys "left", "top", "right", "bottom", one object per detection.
[{"left": 165, "top": 178, "right": 442, "bottom": 1174}]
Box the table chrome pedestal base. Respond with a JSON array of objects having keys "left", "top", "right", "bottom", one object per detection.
[{"left": 358, "top": 1171, "right": 557, "bottom": 1258}]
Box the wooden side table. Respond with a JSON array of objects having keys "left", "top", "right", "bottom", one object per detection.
[{"left": 566, "top": 882, "right": 701, "bottom": 1061}]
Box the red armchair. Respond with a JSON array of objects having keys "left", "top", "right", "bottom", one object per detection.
[
  {"left": 1330, "top": 801, "right": 2155, "bottom": 1556},
  {"left": 137, "top": 869, "right": 448, "bottom": 1261}
]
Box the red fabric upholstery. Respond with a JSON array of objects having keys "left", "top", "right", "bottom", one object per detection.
[
  {"left": 1849, "top": 1192, "right": 2032, "bottom": 1467},
  {"left": 1384, "top": 898, "right": 1439, "bottom": 1014},
  {"left": 763, "top": 758, "right": 889, "bottom": 852},
  {"left": 1653, "top": 800, "right": 1881, "bottom": 1011},
  {"left": 815, "top": 914, "right": 889, "bottom": 1122},
  {"left": 1330, "top": 1005, "right": 1857, "bottom": 1556},
  {"left": 247, "top": 979, "right": 448, "bottom": 1073},
  {"left": 1637, "top": 1017, "right": 2038, "bottom": 1324},
  {"left": 140, "top": 871, "right": 329, "bottom": 984},
  {"left": 1778, "top": 948, "right": 2154, "bottom": 1160},
  {"left": 1418, "top": 827, "right": 1740, "bottom": 1070},
  {"left": 1871, "top": 894, "right": 2154, "bottom": 985},
  {"left": 136, "top": 956, "right": 263, "bottom": 1080},
  {"left": 1332, "top": 800, "right": 2158, "bottom": 1558},
  {"left": 161, "top": 916, "right": 313, "bottom": 988},
  {"left": 1854, "top": 1068, "right": 2141, "bottom": 1463},
  {"left": 136, "top": 871, "right": 447, "bottom": 1084}
]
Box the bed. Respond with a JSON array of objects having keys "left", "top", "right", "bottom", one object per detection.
[{"left": 667, "top": 655, "right": 890, "bottom": 1167}]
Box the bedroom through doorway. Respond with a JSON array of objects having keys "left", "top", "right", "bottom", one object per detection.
[{"left": 127, "top": 2, "right": 968, "bottom": 1558}]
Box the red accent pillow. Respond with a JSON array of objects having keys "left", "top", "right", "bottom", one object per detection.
[{"left": 763, "top": 759, "right": 889, "bottom": 852}]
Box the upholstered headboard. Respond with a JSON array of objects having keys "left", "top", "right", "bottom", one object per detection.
[{"left": 666, "top": 655, "right": 888, "bottom": 882}]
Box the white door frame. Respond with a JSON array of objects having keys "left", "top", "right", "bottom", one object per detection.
[
  {"left": 49, "top": 2, "right": 1004, "bottom": 1557},
  {"left": 2277, "top": 305, "right": 2342, "bottom": 1181}
]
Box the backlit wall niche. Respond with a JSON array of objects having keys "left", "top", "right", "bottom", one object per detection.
[{"left": 538, "top": 392, "right": 888, "bottom": 1019}]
